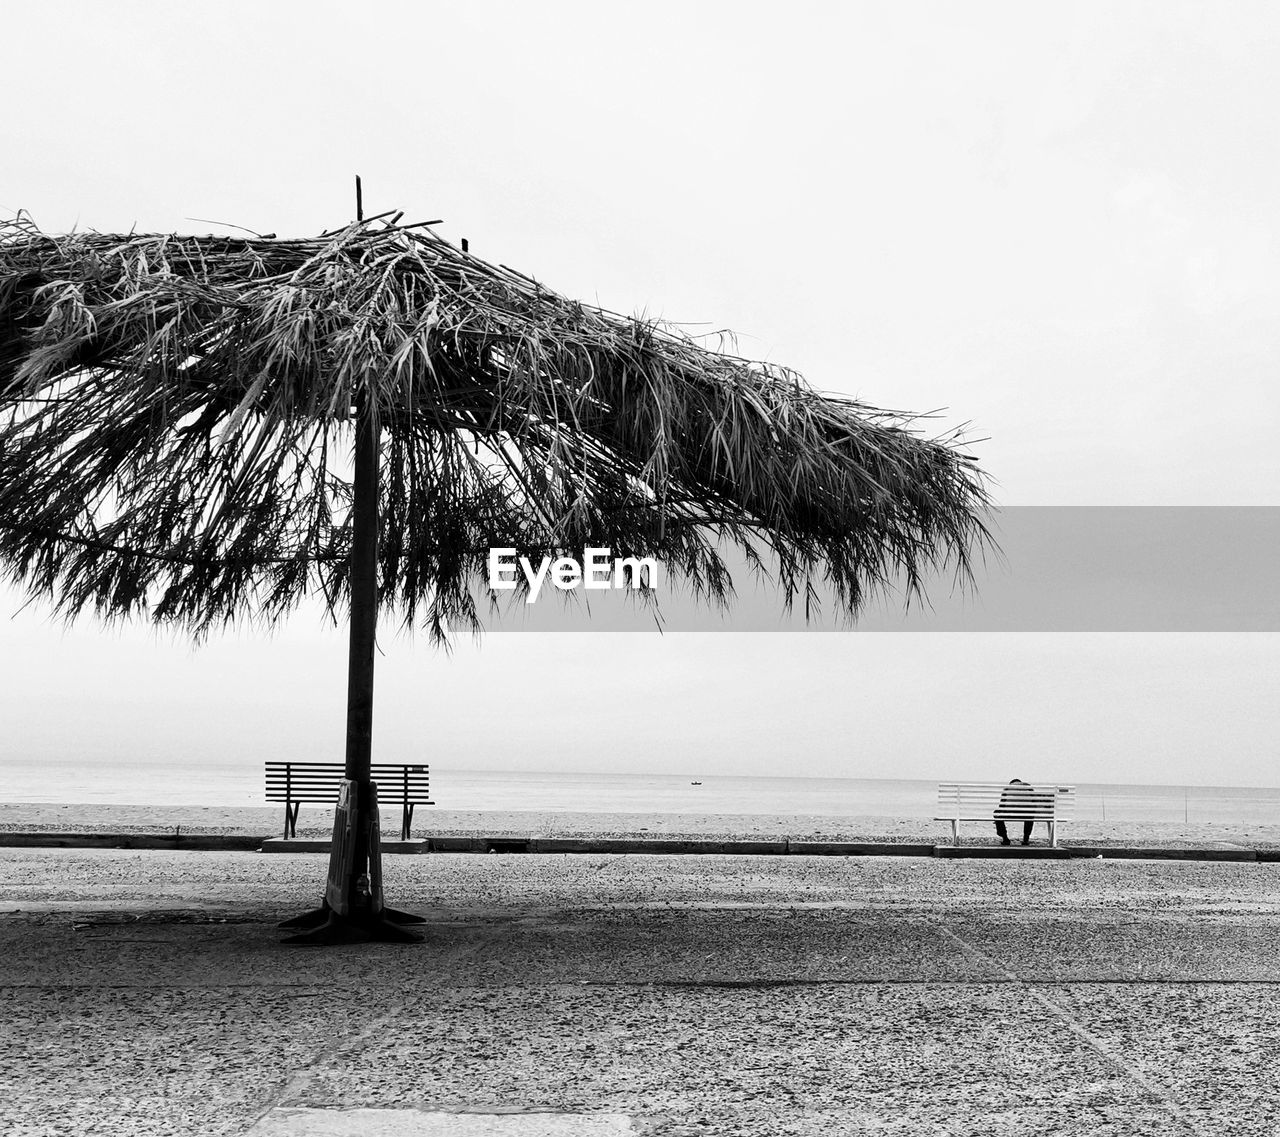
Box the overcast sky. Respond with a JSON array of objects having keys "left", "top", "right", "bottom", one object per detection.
[{"left": 3, "top": 1, "right": 1279, "bottom": 790}]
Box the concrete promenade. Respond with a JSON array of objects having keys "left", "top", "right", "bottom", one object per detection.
[{"left": 3, "top": 848, "right": 1280, "bottom": 1135}]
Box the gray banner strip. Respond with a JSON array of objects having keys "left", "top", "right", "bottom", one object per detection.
[{"left": 476, "top": 507, "right": 1280, "bottom": 632}]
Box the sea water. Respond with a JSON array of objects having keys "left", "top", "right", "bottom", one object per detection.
[{"left": 3, "top": 757, "right": 1280, "bottom": 825}]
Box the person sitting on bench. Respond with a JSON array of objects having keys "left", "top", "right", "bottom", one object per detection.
[{"left": 994, "top": 778, "right": 1036, "bottom": 846}]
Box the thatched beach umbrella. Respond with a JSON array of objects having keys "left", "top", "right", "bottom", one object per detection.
[{"left": 0, "top": 196, "right": 991, "bottom": 943}]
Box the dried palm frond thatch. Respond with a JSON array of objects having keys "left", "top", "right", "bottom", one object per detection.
[{"left": 0, "top": 212, "right": 991, "bottom": 636}]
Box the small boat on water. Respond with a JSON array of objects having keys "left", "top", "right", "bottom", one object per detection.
[{"left": 690, "top": 781, "right": 702, "bottom": 785}]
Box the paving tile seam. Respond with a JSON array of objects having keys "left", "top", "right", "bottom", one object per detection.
[
  {"left": 235, "top": 1008, "right": 424, "bottom": 1130},
  {"left": 929, "top": 918, "right": 1214, "bottom": 1137},
  {"left": 0, "top": 983, "right": 402, "bottom": 990},
  {"left": 597, "top": 977, "right": 1280, "bottom": 988},
  {"left": 8, "top": 978, "right": 1280, "bottom": 992},
  {"left": 232, "top": 932, "right": 505, "bottom": 1133},
  {"left": 14, "top": 903, "right": 1280, "bottom": 919},
  {"left": 1014, "top": 986, "right": 1214, "bottom": 1137}
]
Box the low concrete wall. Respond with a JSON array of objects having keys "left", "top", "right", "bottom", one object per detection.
[
  {"left": 788, "top": 841, "right": 935, "bottom": 857},
  {"left": 1, "top": 832, "right": 1275, "bottom": 862},
  {"left": 0, "top": 833, "right": 264, "bottom": 852}
]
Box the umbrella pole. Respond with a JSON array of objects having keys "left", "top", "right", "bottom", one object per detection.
[
  {"left": 280, "top": 177, "right": 426, "bottom": 945},
  {"left": 345, "top": 388, "right": 378, "bottom": 787},
  {"left": 281, "top": 397, "right": 424, "bottom": 944}
]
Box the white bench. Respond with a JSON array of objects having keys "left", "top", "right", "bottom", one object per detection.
[{"left": 936, "top": 782, "right": 1075, "bottom": 847}]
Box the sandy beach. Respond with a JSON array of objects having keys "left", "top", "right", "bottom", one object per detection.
[{"left": 3, "top": 801, "right": 1280, "bottom": 849}]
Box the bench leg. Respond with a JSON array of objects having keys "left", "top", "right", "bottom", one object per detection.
[
  {"left": 287, "top": 802, "right": 300, "bottom": 840},
  {"left": 951, "top": 820, "right": 959, "bottom": 847},
  {"left": 402, "top": 802, "right": 414, "bottom": 842}
]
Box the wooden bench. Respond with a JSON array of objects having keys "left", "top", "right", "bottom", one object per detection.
[
  {"left": 936, "top": 782, "right": 1074, "bottom": 847},
  {"left": 264, "top": 762, "right": 434, "bottom": 840}
]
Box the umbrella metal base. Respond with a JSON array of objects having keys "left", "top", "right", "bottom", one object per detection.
[
  {"left": 279, "top": 778, "right": 428, "bottom": 944},
  {"left": 279, "top": 900, "right": 427, "bottom": 945}
]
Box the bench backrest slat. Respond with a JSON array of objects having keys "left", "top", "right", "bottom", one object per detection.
[
  {"left": 263, "top": 773, "right": 431, "bottom": 781},
  {"left": 264, "top": 762, "right": 432, "bottom": 804},
  {"left": 936, "top": 782, "right": 1074, "bottom": 820}
]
